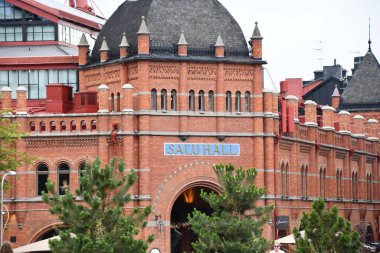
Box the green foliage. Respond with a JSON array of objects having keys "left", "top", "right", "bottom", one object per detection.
[
  {"left": 294, "top": 198, "right": 360, "bottom": 253},
  {"left": 188, "top": 164, "right": 273, "bottom": 253},
  {"left": 42, "top": 158, "right": 153, "bottom": 253},
  {"left": 0, "top": 114, "right": 32, "bottom": 172}
]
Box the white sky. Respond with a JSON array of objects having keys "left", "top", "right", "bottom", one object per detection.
[{"left": 76, "top": 0, "right": 380, "bottom": 90}]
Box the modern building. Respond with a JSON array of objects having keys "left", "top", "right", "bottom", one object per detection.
[{"left": 0, "top": 0, "right": 379, "bottom": 252}]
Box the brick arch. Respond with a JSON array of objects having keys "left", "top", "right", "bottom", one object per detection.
[
  {"left": 27, "top": 219, "right": 62, "bottom": 244},
  {"left": 53, "top": 159, "right": 74, "bottom": 171},
  {"left": 152, "top": 160, "right": 222, "bottom": 220},
  {"left": 28, "top": 160, "right": 53, "bottom": 171}
]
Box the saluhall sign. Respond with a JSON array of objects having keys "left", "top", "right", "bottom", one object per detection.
[{"left": 164, "top": 143, "right": 240, "bottom": 156}]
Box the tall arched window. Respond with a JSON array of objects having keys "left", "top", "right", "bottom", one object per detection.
[
  {"left": 245, "top": 91, "right": 251, "bottom": 112},
  {"left": 301, "top": 165, "right": 308, "bottom": 198},
  {"left": 235, "top": 91, "right": 241, "bottom": 112},
  {"left": 37, "top": 163, "right": 48, "bottom": 196},
  {"left": 319, "top": 167, "right": 326, "bottom": 198},
  {"left": 226, "top": 91, "right": 232, "bottom": 112},
  {"left": 171, "top": 89, "right": 177, "bottom": 111},
  {"left": 161, "top": 89, "right": 167, "bottom": 111},
  {"left": 78, "top": 162, "right": 87, "bottom": 192},
  {"left": 110, "top": 93, "right": 115, "bottom": 112},
  {"left": 199, "top": 90, "right": 205, "bottom": 111},
  {"left": 281, "top": 162, "right": 288, "bottom": 198},
  {"left": 151, "top": 89, "right": 157, "bottom": 110},
  {"left": 208, "top": 90, "right": 214, "bottom": 111},
  {"left": 367, "top": 173, "right": 372, "bottom": 201},
  {"left": 116, "top": 92, "right": 121, "bottom": 112},
  {"left": 58, "top": 163, "right": 70, "bottom": 195},
  {"left": 189, "top": 90, "right": 195, "bottom": 111}
]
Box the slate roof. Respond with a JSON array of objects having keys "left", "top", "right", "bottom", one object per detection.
[
  {"left": 91, "top": 0, "right": 249, "bottom": 61},
  {"left": 340, "top": 51, "right": 380, "bottom": 110}
]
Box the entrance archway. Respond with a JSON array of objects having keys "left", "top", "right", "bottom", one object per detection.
[
  {"left": 366, "top": 225, "right": 374, "bottom": 243},
  {"left": 170, "top": 186, "right": 214, "bottom": 253},
  {"left": 33, "top": 229, "right": 59, "bottom": 253}
]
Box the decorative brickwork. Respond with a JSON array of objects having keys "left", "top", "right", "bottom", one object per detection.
[{"left": 25, "top": 138, "right": 98, "bottom": 149}]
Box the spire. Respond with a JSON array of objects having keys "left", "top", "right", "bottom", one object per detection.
[
  {"left": 368, "top": 18, "right": 372, "bottom": 52},
  {"left": 214, "top": 32, "right": 225, "bottom": 47},
  {"left": 250, "top": 21, "right": 263, "bottom": 40},
  {"left": 78, "top": 33, "right": 89, "bottom": 47},
  {"left": 137, "top": 16, "right": 150, "bottom": 35},
  {"left": 119, "top": 33, "right": 130, "bottom": 47},
  {"left": 99, "top": 37, "right": 110, "bottom": 51},
  {"left": 177, "top": 31, "right": 188, "bottom": 45},
  {"left": 332, "top": 85, "right": 340, "bottom": 97}
]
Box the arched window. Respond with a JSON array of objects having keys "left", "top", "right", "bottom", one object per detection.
[
  {"left": 60, "top": 121, "right": 66, "bottom": 131},
  {"left": 339, "top": 170, "right": 343, "bottom": 199},
  {"left": 50, "top": 121, "right": 56, "bottom": 132},
  {"left": 208, "top": 90, "right": 214, "bottom": 111},
  {"left": 245, "top": 91, "right": 251, "bottom": 112},
  {"left": 199, "top": 90, "right": 205, "bottom": 111},
  {"left": 301, "top": 165, "right": 308, "bottom": 198},
  {"left": 226, "top": 91, "right": 232, "bottom": 112},
  {"left": 161, "top": 89, "right": 167, "bottom": 111},
  {"left": 235, "top": 91, "right": 241, "bottom": 112},
  {"left": 116, "top": 92, "right": 121, "bottom": 112},
  {"left": 319, "top": 167, "right": 326, "bottom": 198},
  {"left": 37, "top": 163, "right": 48, "bottom": 196},
  {"left": 281, "top": 162, "right": 288, "bottom": 198},
  {"left": 189, "top": 90, "right": 195, "bottom": 111},
  {"left": 336, "top": 170, "right": 340, "bottom": 199},
  {"left": 151, "top": 89, "right": 157, "bottom": 110},
  {"left": 78, "top": 162, "right": 87, "bottom": 192},
  {"left": 110, "top": 93, "right": 115, "bottom": 112},
  {"left": 80, "top": 120, "right": 86, "bottom": 131},
  {"left": 40, "top": 121, "right": 46, "bottom": 132},
  {"left": 367, "top": 173, "right": 372, "bottom": 201},
  {"left": 30, "top": 122, "right": 35, "bottom": 132},
  {"left": 91, "top": 120, "right": 96, "bottom": 131},
  {"left": 70, "top": 120, "right": 76, "bottom": 131},
  {"left": 171, "top": 89, "right": 177, "bottom": 111},
  {"left": 58, "top": 163, "right": 70, "bottom": 195}
]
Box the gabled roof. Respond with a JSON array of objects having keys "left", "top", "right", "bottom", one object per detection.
[
  {"left": 6, "top": 0, "right": 105, "bottom": 30},
  {"left": 340, "top": 51, "right": 380, "bottom": 109}
]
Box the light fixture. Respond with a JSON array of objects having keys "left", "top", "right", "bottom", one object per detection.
[
  {"left": 150, "top": 248, "right": 160, "bottom": 253},
  {"left": 1, "top": 171, "right": 17, "bottom": 245}
]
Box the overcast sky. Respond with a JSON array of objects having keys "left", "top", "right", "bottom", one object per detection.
[{"left": 75, "top": 0, "right": 380, "bottom": 90}]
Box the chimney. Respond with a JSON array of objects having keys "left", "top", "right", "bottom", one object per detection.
[
  {"left": 367, "top": 119, "right": 379, "bottom": 141},
  {"left": 352, "top": 115, "right": 365, "bottom": 137},
  {"left": 137, "top": 16, "right": 150, "bottom": 55},
  {"left": 214, "top": 33, "right": 225, "bottom": 58},
  {"left": 16, "top": 86, "right": 27, "bottom": 115},
  {"left": 1, "top": 87, "right": 12, "bottom": 111},
  {"left": 78, "top": 33, "right": 90, "bottom": 66},
  {"left": 177, "top": 32, "right": 188, "bottom": 57},
  {"left": 331, "top": 85, "right": 340, "bottom": 109},
  {"left": 70, "top": 0, "right": 94, "bottom": 14},
  {"left": 304, "top": 100, "right": 317, "bottom": 126},
  {"left": 99, "top": 37, "right": 110, "bottom": 62},
  {"left": 97, "top": 84, "right": 109, "bottom": 113},
  {"left": 250, "top": 21, "right": 263, "bottom": 59},
  {"left": 119, "top": 33, "right": 130, "bottom": 58},
  {"left": 321, "top": 106, "right": 335, "bottom": 130},
  {"left": 338, "top": 111, "right": 351, "bottom": 134},
  {"left": 122, "top": 84, "right": 134, "bottom": 112}
]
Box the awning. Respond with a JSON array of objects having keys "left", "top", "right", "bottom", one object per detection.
[
  {"left": 13, "top": 236, "right": 58, "bottom": 253},
  {"left": 275, "top": 230, "right": 305, "bottom": 244}
]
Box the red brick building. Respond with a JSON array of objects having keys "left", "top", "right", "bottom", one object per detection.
[{"left": 1, "top": 0, "right": 380, "bottom": 252}]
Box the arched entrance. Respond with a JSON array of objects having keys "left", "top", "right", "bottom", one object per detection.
[
  {"left": 366, "top": 224, "right": 374, "bottom": 243},
  {"left": 34, "top": 229, "right": 59, "bottom": 253},
  {"left": 170, "top": 186, "right": 214, "bottom": 253}
]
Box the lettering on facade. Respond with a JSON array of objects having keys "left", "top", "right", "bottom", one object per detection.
[{"left": 164, "top": 143, "right": 240, "bottom": 156}]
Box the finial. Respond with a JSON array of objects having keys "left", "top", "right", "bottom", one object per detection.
[
  {"left": 251, "top": 21, "right": 263, "bottom": 40},
  {"left": 137, "top": 16, "right": 150, "bottom": 35},
  {"left": 119, "top": 32, "right": 130, "bottom": 47},
  {"left": 214, "top": 32, "right": 225, "bottom": 47},
  {"left": 368, "top": 18, "right": 372, "bottom": 52},
  {"left": 177, "top": 31, "right": 188, "bottom": 45},
  {"left": 99, "top": 37, "right": 110, "bottom": 51}
]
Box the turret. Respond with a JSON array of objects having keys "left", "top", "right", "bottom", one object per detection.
[
  {"left": 214, "top": 33, "right": 225, "bottom": 58},
  {"left": 119, "top": 33, "right": 130, "bottom": 58},
  {"left": 250, "top": 21, "right": 263, "bottom": 59},
  {"left": 78, "top": 33, "right": 90, "bottom": 66},
  {"left": 177, "top": 32, "right": 188, "bottom": 57},
  {"left": 99, "top": 37, "right": 110, "bottom": 62},
  {"left": 137, "top": 16, "right": 150, "bottom": 55}
]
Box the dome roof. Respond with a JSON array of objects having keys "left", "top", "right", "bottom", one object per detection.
[{"left": 92, "top": 0, "right": 249, "bottom": 61}]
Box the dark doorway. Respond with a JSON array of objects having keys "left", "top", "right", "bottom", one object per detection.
[
  {"left": 34, "top": 229, "right": 59, "bottom": 253},
  {"left": 170, "top": 187, "right": 214, "bottom": 253},
  {"left": 366, "top": 225, "right": 374, "bottom": 243}
]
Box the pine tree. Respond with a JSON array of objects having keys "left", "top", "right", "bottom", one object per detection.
[
  {"left": 188, "top": 164, "right": 273, "bottom": 253},
  {"left": 294, "top": 198, "right": 360, "bottom": 253},
  {"left": 42, "top": 158, "right": 153, "bottom": 253}
]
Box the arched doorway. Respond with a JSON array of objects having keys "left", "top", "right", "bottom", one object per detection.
[
  {"left": 34, "top": 229, "right": 59, "bottom": 253},
  {"left": 170, "top": 186, "right": 214, "bottom": 253},
  {"left": 366, "top": 225, "right": 374, "bottom": 243}
]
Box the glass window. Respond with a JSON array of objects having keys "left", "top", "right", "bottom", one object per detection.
[
  {"left": 208, "top": 91, "right": 214, "bottom": 111},
  {"left": 170, "top": 89, "right": 177, "bottom": 111},
  {"left": 116, "top": 93, "right": 121, "bottom": 112},
  {"left": 151, "top": 89, "right": 157, "bottom": 110},
  {"left": 226, "top": 91, "right": 232, "bottom": 112},
  {"left": 189, "top": 90, "right": 195, "bottom": 111},
  {"left": 0, "top": 27, "right": 5, "bottom": 41},
  {"left": 37, "top": 164, "right": 48, "bottom": 196},
  {"left": 235, "top": 91, "right": 241, "bottom": 112},
  {"left": 49, "top": 69, "right": 58, "bottom": 83},
  {"left": 39, "top": 70, "right": 48, "bottom": 99},
  {"left": 58, "top": 69, "right": 68, "bottom": 83},
  {"left": 9, "top": 71, "right": 17, "bottom": 99},
  {"left": 161, "top": 89, "right": 167, "bottom": 111},
  {"left": 58, "top": 163, "right": 70, "bottom": 195},
  {"left": 110, "top": 93, "right": 114, "bottom": 112},
  {"left": 199, "top": 90, "right": 205, "bottom": 111},
  {"left": 245, "top": 91, "right": 251, "bottom": 112}
]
